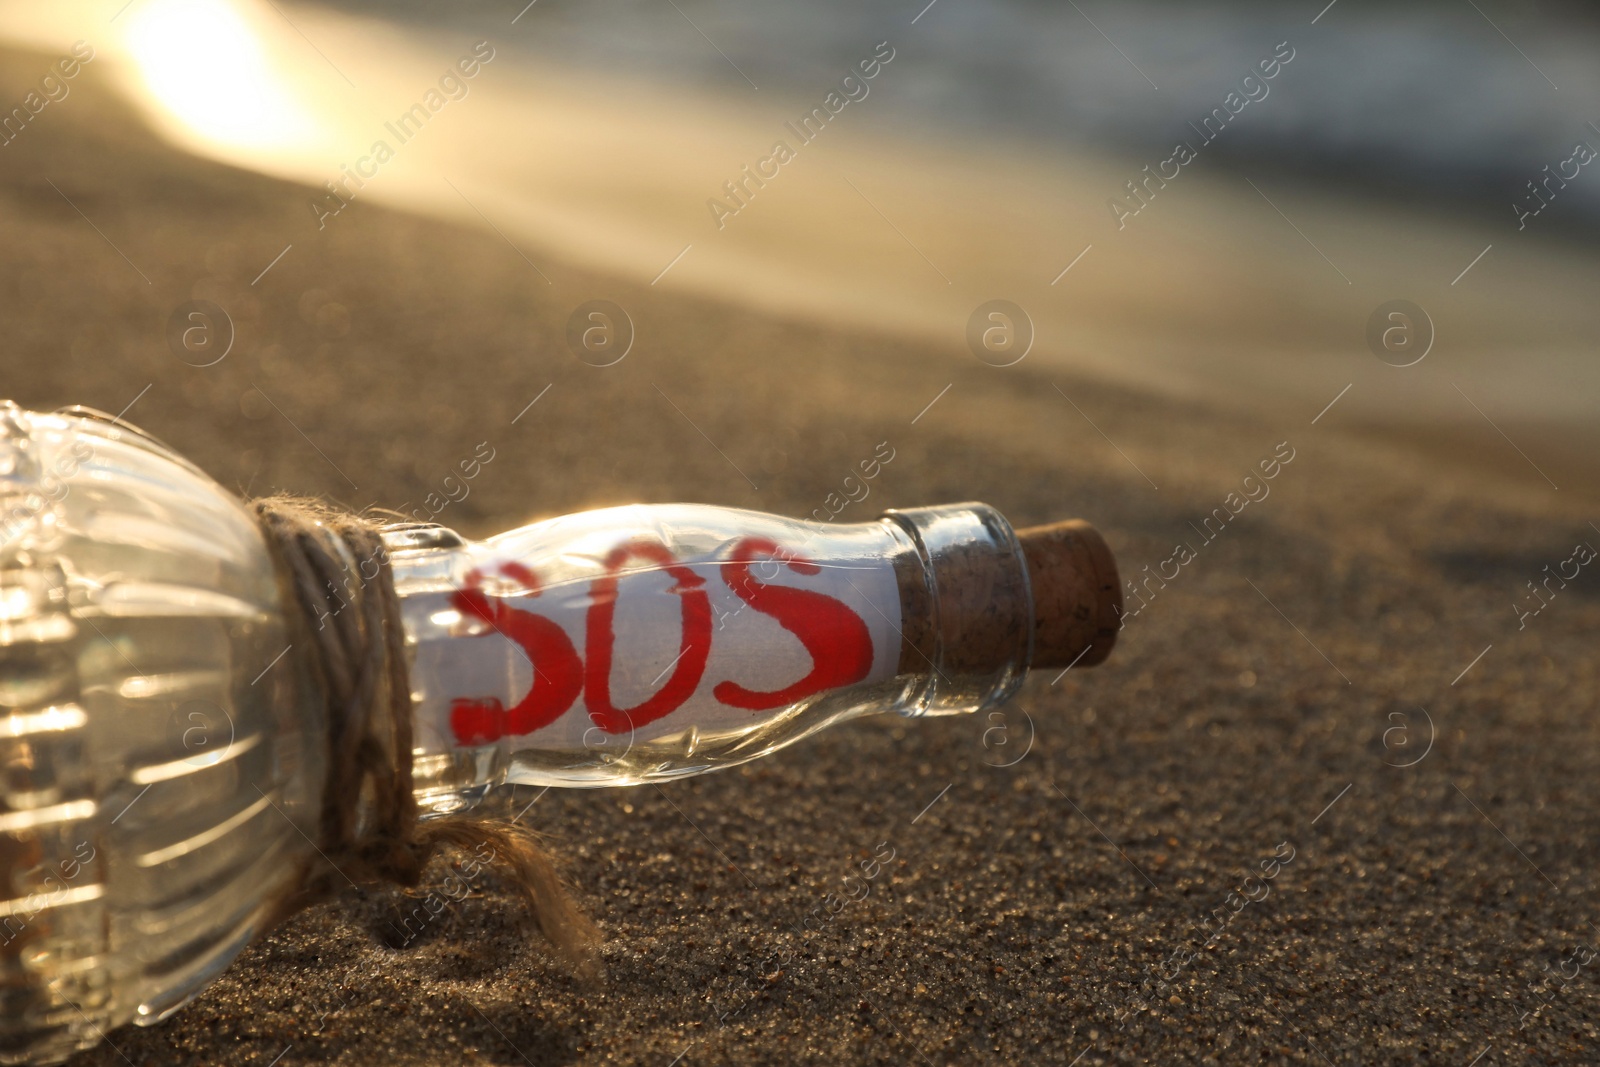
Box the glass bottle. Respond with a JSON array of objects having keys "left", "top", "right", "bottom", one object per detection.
[{"left": 0, "top": 402, "right": 1119, "bottom": 1064}]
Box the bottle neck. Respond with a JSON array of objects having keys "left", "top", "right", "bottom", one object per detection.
[
  {"left": 883, "top": 502, "right": 1034, "bottom": 714},
  {"left": 381, "top": 503, "right": 1034, "bottom": 808}
]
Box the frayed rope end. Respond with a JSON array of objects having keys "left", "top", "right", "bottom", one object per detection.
[{"left": 415, "top": 817, "right": 605, "bottom": 982}]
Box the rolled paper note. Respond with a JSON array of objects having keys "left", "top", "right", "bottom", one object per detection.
[{"left": 0, "top": 401, "right": 1120, "bottom": 1063}]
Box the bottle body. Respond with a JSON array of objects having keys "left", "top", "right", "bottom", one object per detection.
[
  {"left": 0, "top": 405, "right": 323, "bottom": 1065},
  {"left": 393, "top": 502, "right": 1034, "bottom": 809}
]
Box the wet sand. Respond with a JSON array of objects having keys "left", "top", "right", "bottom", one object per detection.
[{"left": 1, "top": 46, "right": 1597, "bottom": 1066}]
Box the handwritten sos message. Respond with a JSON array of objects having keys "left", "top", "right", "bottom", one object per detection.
[{"left": 407, "top": 513, "right": 904, "bottom": 750}]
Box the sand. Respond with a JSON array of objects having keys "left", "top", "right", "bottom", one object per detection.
[{"left": 0, "top": 46, "right": 1596, "bottom": 1066}]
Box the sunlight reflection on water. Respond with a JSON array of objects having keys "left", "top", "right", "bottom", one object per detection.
[{"left": 124, "top": 0, "right": 318, "bottom": 153}]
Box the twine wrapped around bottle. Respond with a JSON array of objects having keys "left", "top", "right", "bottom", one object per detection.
[{"left": 249, "top": 496, "right": 601, "bottom": 978}]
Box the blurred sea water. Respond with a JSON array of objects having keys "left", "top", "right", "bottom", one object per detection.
[{"left": 320, "top": 0, "right": 1600, "bottom": 226}]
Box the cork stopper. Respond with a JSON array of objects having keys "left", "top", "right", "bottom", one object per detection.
[{"left": 1016, "top": 520, "right": 1121, "bottom": 669}]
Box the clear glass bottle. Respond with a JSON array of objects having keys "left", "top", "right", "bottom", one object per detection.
[{"left": 0, "top": 402, "right": 1118, "bottom": 1064}]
